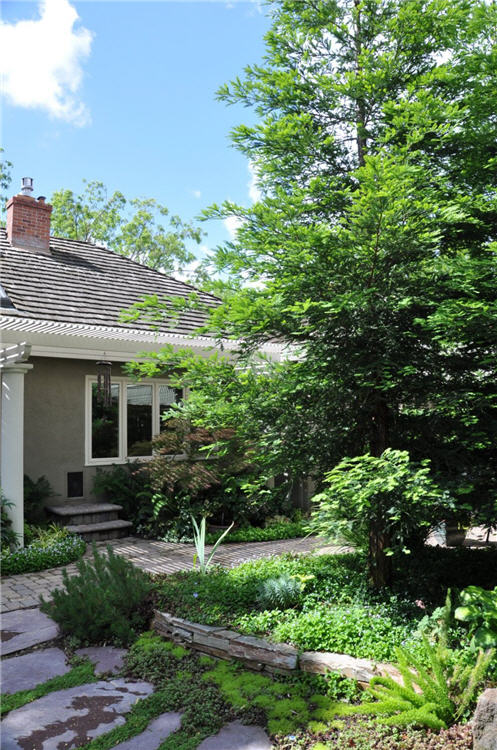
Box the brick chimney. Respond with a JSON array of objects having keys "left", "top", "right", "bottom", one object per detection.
[{"left": 6, "top": 178, "right": 52, "bottom": 254}]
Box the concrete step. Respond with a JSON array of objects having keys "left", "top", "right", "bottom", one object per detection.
[
  {"left": 46, "top": 503, "right": 123, "bottom": 526},
  {"left": 66, "top": 519, "right": 133, "bottom": 542}
]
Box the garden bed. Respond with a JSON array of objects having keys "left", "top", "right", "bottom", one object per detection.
[
  {"left": 1, "top": 525, "right": 86, "bottom": 576},
  {"left": 155, "top": 547, "right": 497, "bottom": 663}
]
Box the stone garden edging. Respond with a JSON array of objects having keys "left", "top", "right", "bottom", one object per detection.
[{"left": 152, "top": 610, "right": 402, "bottom": 685}]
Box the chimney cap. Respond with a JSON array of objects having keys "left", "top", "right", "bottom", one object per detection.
[{"left": 20, "top": 177, "right": 34, "bottom": 196}]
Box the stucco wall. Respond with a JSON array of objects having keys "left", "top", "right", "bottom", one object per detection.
[{"left": 24, "top": 357, "right": 125, "bottom": 502}]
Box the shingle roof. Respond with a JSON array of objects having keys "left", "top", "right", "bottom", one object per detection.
[{"left": 0, "top": 228, "right": 220, "bottom": 335}]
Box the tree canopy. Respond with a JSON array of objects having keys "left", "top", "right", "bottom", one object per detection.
[
  {"left": 51, "top": 179, "right": 204, "bottom": 276},
  {"left": 128, "top": 0, "right": 497, "bottom": 582}
]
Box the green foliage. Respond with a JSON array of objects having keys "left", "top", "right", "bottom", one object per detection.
[
  {"left": 23, "top": 474, "right": 55, "bottom": 525},
  {"left": 50, "top": 179, "right": 203, "bottom": 277},
  {"left": 40, "top": 543, "right": 153, "bottom": 645},
  {"left": 0, "top": 490, "right": 18, "bottom": 551},
  {"left": 205, "top": 520, "right": 308, "bottom": 544},
  {"left": 354, "top": 636, "right": 495, "bottom": 729},
  {"left": 0, "top": 660, "right": 97, "bottom": 716},
  {"left": 454, "top": 585, "right": 497, "bottom": 649},
  {"left": 2, "top": 526, "right": 85, "bottom": 576},
  {"left": 256, "top": 573, "right": 304, "bottom": 610},
  {"left": 93, "top": 462, "right": 159, "bottom": 535},
  {"left": 126, "top": 0, "right": 497, "bottom": 590},
  {"left": 308, "top": 450, "right": 453, "bottom": 585},
  {"left": 329, "top": 719, "right": 473, "bottom": 750},
  {"left": 191, "top": 515, "right": 233, "bottom": 573}
]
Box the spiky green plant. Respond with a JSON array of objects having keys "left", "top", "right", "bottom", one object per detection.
[
  {"left": 256, "top": 573, "right": 303, "bottom": 610},
  {"left": 191, "top": 516, "right": 233, "bottom": 573},
  {"left": 356, "top": 635, "right": 495, "bottom": 729}
]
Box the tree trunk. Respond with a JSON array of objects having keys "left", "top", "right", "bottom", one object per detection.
[
  {"left": 354, "top": 0, "right": 367, "bottom": 168},
  {"left": 369, "top": 396, "right": 392, "bottom": 587},
  {"left": 369, "top": 521, "right": 392, "bottom": 588}
]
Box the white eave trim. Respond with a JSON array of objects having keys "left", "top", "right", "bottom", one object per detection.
[{"left": 0, "top": 315, "right": 286, "bottom": 357}]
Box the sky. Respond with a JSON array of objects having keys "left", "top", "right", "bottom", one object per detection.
[{"left": 0, "top": 0, "right": 270, "bottom": 264}]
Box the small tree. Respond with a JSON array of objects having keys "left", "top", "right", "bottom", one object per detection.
[{"left": 309, "top": 450, "right": 454, "bottom": 587}]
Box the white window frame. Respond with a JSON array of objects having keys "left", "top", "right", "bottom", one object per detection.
[{"left": 85, "top": 376, "right": 183, "bottom": 466}]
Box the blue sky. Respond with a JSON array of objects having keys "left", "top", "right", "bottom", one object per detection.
[{"left": 1, "top": 0, "right": 270, "bottom": 262}]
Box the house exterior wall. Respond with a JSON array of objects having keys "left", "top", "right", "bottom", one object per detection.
[{"left": 24, "top": 356, "right": 126, "bottom": 502}]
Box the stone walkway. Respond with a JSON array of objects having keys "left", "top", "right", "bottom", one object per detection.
[
  {"left": 1, "top": 609, "right": 274, "bottom": 749},
  {"left": 1, "top": 535, "right": 327, "bottom": 613}
]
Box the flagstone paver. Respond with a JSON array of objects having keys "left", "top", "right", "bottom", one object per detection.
[
  {"left": 108, "top": 712, "right": 183, "bottom": 750},
  {"left": 1, "top": 535, "right": 327, "bottom": 613},
  {"left": 1, "top": 679, "right": 154, "bottom": 750},
  {"left": 1, "top": 607, "right": 59, "bottom": 656},
  {"left": 1, "top": 647, "right": 70, "bottom": 694},
  {"left": 76, "top": 646, "right": 127, "bottom": 676},
  {"left": 197, "top": 720, "right": 273, "bottom": 750}
]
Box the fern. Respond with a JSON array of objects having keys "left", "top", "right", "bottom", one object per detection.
[{"left": 350, "top": 634, "right": 495, "bottom": 730}]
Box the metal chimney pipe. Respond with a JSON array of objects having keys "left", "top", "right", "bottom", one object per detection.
[{"left": 20, "top": 177, "right": 33, "bottom": 196}]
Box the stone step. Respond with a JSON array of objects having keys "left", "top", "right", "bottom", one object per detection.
[
  {"left": 46, "top": 503, "right": 123, "bottom": 526},
  {"left": 66, "top": 519, "right": 133, "bottom": 542}
]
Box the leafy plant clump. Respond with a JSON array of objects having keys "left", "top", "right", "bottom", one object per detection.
[
  {"left": 2, "top": 526, "right": 86, "bottom": 576},
  {"left": 454, "top": 585, "right": 497, "bottom": 649},
  {"left": 0, "top": 490, "right": 18, "bottom": 551},
  {"left": 40, "top": 544, "right": 153, "bottom": 645}
]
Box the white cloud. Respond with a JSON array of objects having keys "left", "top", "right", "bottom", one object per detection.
[
  {"left": 192, "top": 189, "right": 202, "bottom": 199},
  {"left": 0, "top": 0, "right": 93, "bottom": 126},
  {"left": 224, "top": 214, "right": 244, "bottom": 240},
  {"left": 248, "top": 161, "right": 261, "bottom": 203}
]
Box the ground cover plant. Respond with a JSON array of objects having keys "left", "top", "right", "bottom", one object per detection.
[
  {"left": 1, "top": 523, "right": 86, "bottom": 576},
  {"left": 40, "top": 543, "right": 153, "bottom": 645},
  {"left": 156, "top": 548, "right": 497, "bottom": 663},
  {"left": 205, "top": 519, "right": 308, "bottom": 545}
]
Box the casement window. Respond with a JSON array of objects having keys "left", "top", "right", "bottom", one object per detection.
[{"left": 85, "top": 376, "right": 182, "bottom": 465}]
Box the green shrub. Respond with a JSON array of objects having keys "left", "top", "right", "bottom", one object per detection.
[
  {"left": 2, "top": 528, "right": 85, "bottom": 575},
  {"left": 308, "top": 450, "right": 453, "bottom": 587},
  {"left": 40, "top": 543, "right": 153, "bottom": 645},
  {"left": 205, "top": 520, "right": 308, "bottom": 544},
  {"left": 23, "top": 475, "right": 55, "bottom": 524},
  {"left": 1, "top": 490, "right": 18, "bottom": 551}
]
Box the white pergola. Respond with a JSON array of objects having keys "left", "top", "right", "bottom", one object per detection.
[{"left": 0, "top": 342, "right": 32, "bottom": 547}]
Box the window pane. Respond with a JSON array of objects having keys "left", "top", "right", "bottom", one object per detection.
[
  {"left": 159, "top": 385, "right": 182, "bottom": 431},
  {"left": 127, "top": 384, "right": 152, "bottom": 456},
  {"left": 91, "top": 383, "right": 120, "bottom": 459}
]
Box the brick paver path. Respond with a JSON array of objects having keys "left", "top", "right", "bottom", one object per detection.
[{"left": 1, "top": 536, "right": 331, "bottom": 613}]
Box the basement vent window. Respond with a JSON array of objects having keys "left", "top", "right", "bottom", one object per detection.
[{"left": 67, "top": 472, "right": 84, "bottom": 498}]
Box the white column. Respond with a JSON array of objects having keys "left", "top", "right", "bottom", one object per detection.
[{"left": 1, "top": 363, "right": 33, "bottom": 547}]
